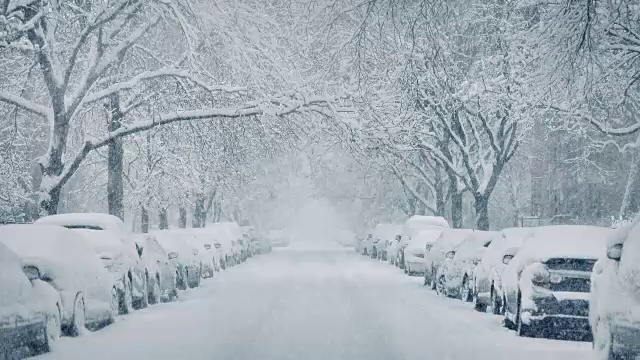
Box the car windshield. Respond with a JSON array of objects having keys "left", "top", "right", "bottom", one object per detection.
[{"left": 1, "top": 0, "right": 635, "bottom": 358}]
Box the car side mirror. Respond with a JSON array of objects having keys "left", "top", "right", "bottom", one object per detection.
[
  {"left": 502, "top": 254, "right": 514, "bottom": 265},
  {"left": 445, "top": 251, "right": 455, "bottom": 259},
  {"left": 425, "top": 244, "right": 433, "bottom": 252},
  {"left": 136, "top": 244, "right": 143, "bottom": 257},
  {"left": 168, "top": 252, "right": 178, "bottom": 260},
  {"left": 607, "top": 243, "right": 623, "bottom": 261},
  {"left": 23, "top": 265, "right": 41, "bottom": 281}
]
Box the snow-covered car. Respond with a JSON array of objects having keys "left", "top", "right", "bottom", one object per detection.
[
  {"left": 0, "top": 224, "right": 117, "bottom": 337},
  {"left": 472, "top": 227, "right": 535, "bottom": 313},
  {"left": 501, "top": 225, "right": 611, "bottom": 338},
  {"left": 399, "top": 215, "right": 449, "bottom": 269},
  {"left": 0, "top": 240, "right": 60, "bottom": 356},
  {"left": 35, "top": 213, "right": 148, "bottom": 314},
  {"left": 213, "top": 222, "right": 243, "bottom": 263},
  {"left": 590, "top": 217, "right": 640, "bottom": 359},
  {"left": 437, "top": 230, "right": 497, "bottom": 300},
  {"left": 362, "top": 233, "right": 373, "bottom": 256},
  {"left": 371, "top": 224, "right": 401, "bottom": 261},
  {"left": 387, "top": 234, "right": 402, "bottom": 266},
  {"left": 153, "top": 230, "right": 202, "bottom": 289},
  {"left": 424, "top": 229, "right": 475, "bottom": 289},
  {"left": 174, "top": 229, "right": 215, "bottom": 279},
  {"left": 132, "top": 233, "right": 178, "bottom": 303},
  {"left": 404, "top": 228, "right": 444, "bottom": 276}
]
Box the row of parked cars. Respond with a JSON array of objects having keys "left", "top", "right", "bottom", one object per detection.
[
  {"left": 0, "top": 213, "right": 272, "bottom": 358},
  {"left": 357, "top": 215, "right": 640, "bottom": 360}
]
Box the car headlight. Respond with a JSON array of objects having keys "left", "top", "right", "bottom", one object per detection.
[{"left": 529, "top": 263, "right": 550, "bottom": 286}]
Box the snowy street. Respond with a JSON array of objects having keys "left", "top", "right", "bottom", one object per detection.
[{"left": 36, "top": 246, "right": 593, "bottom": 360}]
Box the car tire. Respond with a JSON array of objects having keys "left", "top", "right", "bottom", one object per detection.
[
  {"left": 491, "top": 289, "right": 501, "bottom": 315},
  {"left": 472, "top": 291, "right": 486, "bottom": 312},
  {"left": 32, "top": 305, "right": 61, "bottom": 354},
  {"left": 177, "top": 270, "right": 187, "bottom": 291},
  {"left": 435, "top": 275, "right": 445, "bottom": 295},
  {"left": 149, "top": 274, "right": 161, "bottom": 305},
  {"left": 502, "top": 294, "right": 516, "bottom": 329},
  {"left": 136, "top": 274, "right": 149, "bottom": 309},
  {"left": 108, "top": 286, "right": 119, "bottom": 323},
  {"left": 460, "top": 277, "right": 472, "bottom": 302},
  {"left": 516, "top": 292, "right": 535, "bottom": 337},
  {"left": 120, "top": 276, "right": 134, "bottom": 315},
  {"left": 68, "top": 293, "right": 86, "bottom": 337},
  {"left": 423, "top": 272, "right": 429, "bottom": 287},
  {"left": 430, "top": 270, "right": 437, "bottom": 290}
]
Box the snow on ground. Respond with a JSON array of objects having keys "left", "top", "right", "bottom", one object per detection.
[{"left": 35, "top": 244, "right": 593, "bottom": 360}]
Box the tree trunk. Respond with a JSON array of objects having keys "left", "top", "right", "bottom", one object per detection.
[
  {"left": 179, "top": 207, "right": 187, "bottom": 228},
  {"left": 141, "top": 206, "right": 149, "bottom": 233},
  {"left": 159, "top": 208, "right": 168, "bottom": 230},
  {"left": 450, "top": 190, "right": 463, "bottom": 228},
  {"left": 192, "top": 194, "right": 205, "bottom": 228},
  {"left": 107, "top": 93, "right": 124, "bottom": 220},
  {"left": 620, "top": 151, "right": 640, "bottom": 219},
  {"left": 474, "top": 196, "right": 490, "bottom": 230}
]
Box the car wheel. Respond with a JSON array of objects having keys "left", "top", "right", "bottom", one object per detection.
[
  {"left": 423, "top": 272, "right": 429, "bottom": 287},
  {"left": 120, "top": 276, "right": 134, "bottom": 315},
  {"left": 490, "top": 289, "right": 501, "bottom": 315},
  {"left": 460, "top": 277, "right": 472, "bottom": 302},
  {"left": 149, "top": 274, "right": 161, "bottom": 305},
  {"left": 502, "top": 294, "right": 515, "bottom": 329},
  {"left": 435, "top": 275, "right": 445, "bottom": 295},
  {"left": 430, "top": 270, "right": 437, "bottom": 290},
  {"left": 33, "top": 306, "right": 61, "bottom": 354},
  {"left": 136, "top": 274, "right": 149, "bottom": 309},
  {"left": 472, "top": 291, "right": 487, "bottom": 312},
  {"left": 68, "top": 293, "right": 86, "bottom": 337},
  {"left": 516, "top": 292, "right": 535, "bottom": 337},
  {"left": 177, "top": 270, "right": 187, "bottom": 291},
  {"left": 108, "top": 286, "right": 119, "bottom": 323}
]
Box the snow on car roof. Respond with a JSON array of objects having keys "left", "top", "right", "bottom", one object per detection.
[
  {"left": 404, "top": 215, "right": 449, "bottom": 231},
  {"left": 518, "top": 225, "right": 611, "bottom": 261},
  {"left": 151, "top": 230, "right": 194, "bottom": 254},
  {"left": 432, "top": 229, "right": 476, "bottom": 253},
  {"left": 453, "top": 231, "right": 499, "bottom": 259},
  {"left": 410, "top": 228, "right": 445, "bottom": 249},
  {"left": 35, "top": 212, "right": 125, "bottom": 233},
  {"left": 72, "top": 228, "right": 126, "bottom": 258}
]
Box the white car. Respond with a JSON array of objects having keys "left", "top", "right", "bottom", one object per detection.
[
  {"left": 438, "top": 230, "right": 497, "bottom": 300},
  {"left": 424, "top": 229, "right": 475, "bottom": 289},
  {"left": 153, "top": 230, "right": 202, "bottom": 289},
  {"left": 472, "top": 227, "right": 536, "bottom": 313},
  {"left": 591, "top": 217, "right": 640, "bottom": 359},
  {"left": 399, "top": 216, "right": 449, "bottom": 269},
  {"left": 35, "top": 213, "right": 148, "bottom": 314},
  {"left": 173, "top": 229, "right": 215, "bottom": 279},
  {"left": 133, "top": 233, "right": 179, "bottom": 303},
  {"left": 211, "top": 222, "right": 243, "bottom": 264},
  {"left": 371, "top": 224, "right": 401, "bottom": 260},
  {"left": 501, "top": 225, "right": 611, "bottom": 339},
  {"left": 0, "top": 240, "right": 60, "bottom": 356},
  {"left": 404, "top": 228, "right": 444, "bottom": 276},
  {"left": 206, "top": 223, "right": 240, "bottom": 268},
  {"left": 0, "top": 224, "right": 117, "bottom": 337}
]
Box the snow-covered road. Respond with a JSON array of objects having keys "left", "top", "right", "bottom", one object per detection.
[{"left": 37, "top": 245, "right": 594, "bottom": 360}]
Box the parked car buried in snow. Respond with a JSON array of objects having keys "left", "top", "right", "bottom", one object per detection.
[
  {"left": 424, "top": 229, "right": 475, "bottom": 289},
  {"left": 35, "top": 213, "right": 148, "bottom": 314},
  {"left": 0, "top": 240, "right": 61, "bottom": 356},
  {"left": 371, "top": 224, "right": 401, "bottom": 261},
  {"left": 399, "top": 215, "right": 449, "bottom": 270},
  {"left": 153, "top": 230, "right": 202, "bottom": 289},
  {"left": 0, "top": 224, "right": 118, "bottom": 339},
  {"left": 132, "top": 233, "right": 179, "bottom": 303},
  {"left": 501, "top": 225, "right": 611, "bottom": 339},
  {"left": 590, "top": 217, "right": 640, "bottom": 359},
  {"left": 472, "top": 227, "right": 535, "bottom": 314},
  {"left": 404, "top": 228, "right": 444, "bottom": 276},
  {"left": 438, "top": 230, "right": 497, "bottom": 300}
]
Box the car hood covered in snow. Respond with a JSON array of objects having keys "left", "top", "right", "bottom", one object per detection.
[
  {"left": 0, "top": 241, "right": 42, "bottom": 321},
  {"left": 513, "top": 225, "right": 611, "bottom": 274}
]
